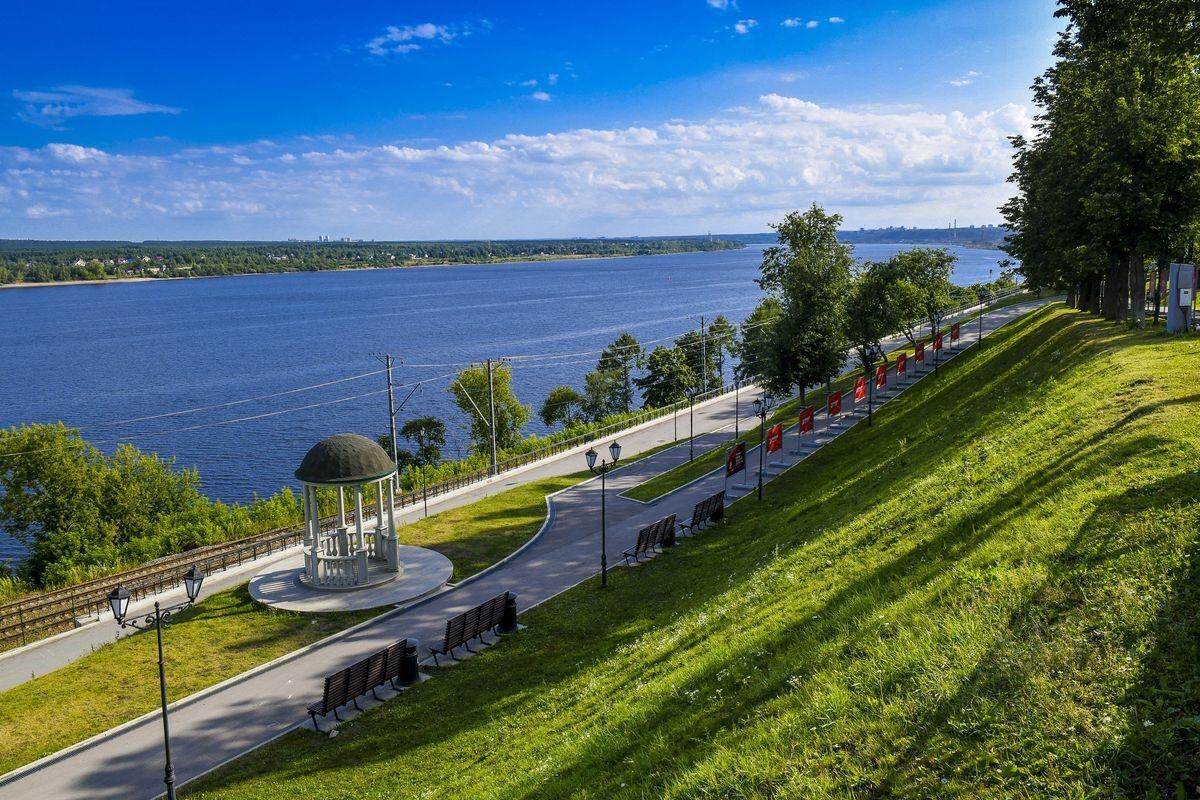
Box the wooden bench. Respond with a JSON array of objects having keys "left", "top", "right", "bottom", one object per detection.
[
  {"left": 621, "top": 513, "right": 677, "bottom": 565},
  {"left": 307, "top": 637, "right": 420, "bottom": 731},
  {"left": 429, "top": 591, "right": 518, "bottom": 665},
  {"left": 677, "top": 491, "right": 725, "bottom": 536}
]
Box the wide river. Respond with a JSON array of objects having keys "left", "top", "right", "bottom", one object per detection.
[{"left": 0, "top": 243, "right": 1008, "bottom": 562}]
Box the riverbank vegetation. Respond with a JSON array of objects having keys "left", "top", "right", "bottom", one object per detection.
[
  {"left": 187, "top": 305, "right": 1200, "bottom": 799},
  {"left": 1003, "top": 0, "right": 1200, "bottom": 322},
  {"left": 0, "top": 237, "right": 742, "bottom": 286}
]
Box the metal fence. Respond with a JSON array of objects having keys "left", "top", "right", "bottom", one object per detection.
[{"left": 0, "top": 285, "right": 1031, "bottom": 653}]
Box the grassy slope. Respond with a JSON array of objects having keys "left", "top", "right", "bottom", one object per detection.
[
  {"left": 625, "top": 292, "right": 1043, "bottom": 503},
  {"left": 188, "top": 305, "right": 1199, "bottom": 799}
]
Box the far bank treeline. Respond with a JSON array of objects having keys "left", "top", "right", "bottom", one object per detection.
[
  {"left": 1003, "top": 0, "right": 1200, "bottom": 322},
  {"left": 0, "top": 237, "right": 741, "bottom": 285},
  {"left": 0, "top": 207, "right": 1016, "bottom": 597}
]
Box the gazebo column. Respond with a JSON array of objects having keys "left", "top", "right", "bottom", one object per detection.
[
  {"left": 354, "top": 486, "right": 365, "bottom": 551},
  {"left": 387, "top": 476, "right": 397, "bottom": 538},
  {"left": 385, "top": 476, "right": 400, "bottom": 573},
  {"left": 336, "top": 487, "right": 346, "bottom": 526}
]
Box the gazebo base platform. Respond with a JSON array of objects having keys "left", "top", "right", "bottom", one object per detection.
[{"left": 248, "top": 545, "right": 453, "bottom": 613}]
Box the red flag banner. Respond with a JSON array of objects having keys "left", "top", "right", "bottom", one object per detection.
[
  {"left": 853, "top": 375, "right": 867, "bottom": 402},
  {"left": 915, "top": 342, "right": 925, "bottom": 363},
  {"left": 726, "top": 442, "right": 746, "bottom": 477},
  {"left": 766, "top": 423, "right": 784, "bottom": 454},
  {"left": 827, "top": 390, "right": 842, "bottom": 417},
  {"left": 934, "top": 333, "right": 943, "bottom": 351},
  {"left": 798, "top": 405, "right": 814, "bottom": 433},
  {"left": 951, "top": 322, "right": 961, "bottom": 342},
  {"left": 875, "top": 364, "right": 887, "bottom": 389},
  {"left": 896, "top": 351, "right": 907, "bottom": 374}
]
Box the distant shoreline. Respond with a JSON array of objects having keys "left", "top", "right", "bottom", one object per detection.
[{"left": 0, "top": 247, "right": 740, "bottom": 291}]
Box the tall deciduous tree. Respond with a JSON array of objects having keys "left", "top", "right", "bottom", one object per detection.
[
  {"left": 635, "top": 346, "right": 695, "bottom": 408},
  {"left": 755, "top": 205, "right": 853, "bottom": 395},
  {"left": 594, "top": 332, "right": 644, "bottom": 414},
  {"left": 449, "top": 362, "right": 530, "bottom": 453},
  {"left": 539, "top": 386, "right": 587, "bottom": 429}
]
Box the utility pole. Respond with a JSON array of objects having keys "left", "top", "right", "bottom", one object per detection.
[
  {"left": 373, "top": 354, "right": 399, "bottom": 467},
  {"left": 486, "top": 358, "right": 498, "bottom": 476},
  {"left": 699, "top": 315, "right": 707, "bottom": 393}
]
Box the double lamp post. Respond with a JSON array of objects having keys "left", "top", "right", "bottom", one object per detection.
[
  {"left": 107, "top": 565, "right": 206, "bottom": 800},
  {"left": 752, "top": 394, "right": 774, "bottom": 501},
  {"left": 585, "top": 440, "right": 622, "bottom": 588}
]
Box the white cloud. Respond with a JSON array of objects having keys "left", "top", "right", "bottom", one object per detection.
[
  {"left": 707, "top": 0, "right": 731, "bottom": 9},
  {"left": 14, "top": 86, "right": 180, "bottom": 127},
  {"left": 734, "top": 19, "right": 758, "bottom": 34},
  {"left": 806, "top": 19, "right": 820, "bottom": 29},
  {"left": 366, "top": 23, "right": 455, "bottom": 56},
  {"left": 519, "top": 79, "right": 539, "bottom": 88},
  {"left": 531, "top": 91, "right": 552, "bottom": 102},
  {"left": 782, "top": 18, "right": 801, "bottom": 27},
  {"left": 547, "top": 73, "right": 559, "bottom": 86},
  {"left": 0, "top": 96, "right": 1031, "bottom": 238},
  {"left": 828, "top": 16, "right": 845, "bottom": 23},
  {"left": 949, "top": 70, "right": 983, "bottom": 87}
]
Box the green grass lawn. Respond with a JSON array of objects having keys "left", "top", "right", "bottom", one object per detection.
[
  {"left": 186, "top": 304, "right": 1200, "bottom": 799},
  {"left": 623, "top": 294, "right": 1047, "bottom": 503}
]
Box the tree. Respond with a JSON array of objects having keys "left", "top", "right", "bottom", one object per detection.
[
  {"left": 674, "top": 329, "right": 720, "bottom": 393},
  {"left": 889, "top": 248, "right": 957, "bottom": 344},
  {"left": 707, "top": 315, "right": 737, "bottom": 387},
  {"left": 539, "top": 386, "right": 587, "bottom": 429},
  {"left": 449, "top": 362, "right": 530, "bottom": 454},
  {"left": 582, "top": 368, "right": 624, "bottom": 421},
  {"left": 846, "top": 262, "right": 909, "bottom": 373},
  {"left": 595, "top": 333, "right": 644, "bottom": 413},
  {"left": 733, "top": 299, "right": 783, "bottom": 384},
  {"left": 400, "top": 416, "right": 445, "bottom": 466},
  {"left": 635, "top": 346, "right": 696, "bottom": 408},
  {"left": 756, "top": 205, "right": 853, "bottom": 395}
]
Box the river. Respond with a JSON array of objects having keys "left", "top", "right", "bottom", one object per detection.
[{"left": 0, "top": 243, "right": 1008, "bottom": 563}]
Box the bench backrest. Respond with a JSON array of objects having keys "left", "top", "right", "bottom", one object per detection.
[
  {"left": 320, "top": 668, "right": 351, "bottom": 714},
  {"left": 656, "top": 514, "right": 676, "bottom": 546},
  {"left": 690, "top": 500, "right": 706, "bottom": 526},
  {"left": 346, "top": 657, "right": 370, "bottom": 700},
  {"left": 709, "top": 491, "right": 725, "bottom": 522},
  {"left": 384, "top": 640, "right": 406, "bottom": 684},
  {"left": 463, "top": 604, "right": 482, "bottom": 642},
  {"left": 634, "top": 524, "right": 653, "bottom": 555},
  {"left": 365, "top": 649, "right": 387, "bottom": 692},
  {"left": 442, "top": 613, "right": 467, "bottom": 652}
]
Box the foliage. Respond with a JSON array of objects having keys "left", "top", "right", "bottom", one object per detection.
[
  {"left": 845, "top": 261, "right": 909, "bottom": 371},
  {"left": 754, "top": 205, "right": 854, "bottom": 395},
  {"left": 888, "top": 247, "right": 958, "bottom": 344},
  {"left": 635, "top": 346, "right": 696, "bottom": 409},
  {"left": 706, "top": 315, "right": 738, "bottom": 387},
  {"left": 733, "top": 299, "right": 783, "bottom": 384},
  {"left": 378, "top": 415, "right": 446, "bottom": 469},
  {"left": 539, "top": 386, "right": 588, "bottom": 429},
  {"left": 594, "top": 332, "right": 645, "bottom": 415},
  {"left": 0, "top": 424, "right": 302, "bottom": 587},
  {"left": 0, "top": 238, "right": 743, "bottom": 286},
  {"left": 448, "top": 362, "right": 531, "bottom": 454}
]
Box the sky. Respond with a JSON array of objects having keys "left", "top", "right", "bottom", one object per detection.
[{"left": 0, "top": 1, "right": 1061, "bottom": 241}]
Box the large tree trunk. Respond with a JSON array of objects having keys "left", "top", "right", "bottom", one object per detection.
[
  {"left": 1102, "top": 260, "right": 1116, "bottom": 319},
  {"left": 1066, "top": 283, "right": 1077, "bottom": 308},
  {"left": 1090, "top": 273, "right": 1103, "bottom": 314},
  {"left": 1152, "top": 255, "right": 1169, "bottom": 324},
  {"left": 1129, "top": 249, "right": 1146, "bottom": 327}
]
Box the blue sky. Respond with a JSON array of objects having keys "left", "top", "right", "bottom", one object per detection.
[{"left": 0, "top": 1, "right": 1060, "bottom": 240}]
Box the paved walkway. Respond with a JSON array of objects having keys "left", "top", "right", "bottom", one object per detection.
[{"left": 0, "top": 298, "right": 1051, "bottom": 799}]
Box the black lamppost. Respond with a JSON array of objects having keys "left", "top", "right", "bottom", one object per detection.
[
  {"left": 107, "top": 565, "right": 206, "bottom": 800},
  {"left": 585, "top": 440, "right": 622, "bottom": 588},
  {"left": 752, "top": 394, "right": 774, "bottom": 501},
  {"left": 687, "top": 389, "right": 696, "bottom": 462},
  {"left": 734, "top": 379, "right": 740, "bottom": 438},
  {"left": 977, "top": 287, "right": 988, "bottom": 343}
]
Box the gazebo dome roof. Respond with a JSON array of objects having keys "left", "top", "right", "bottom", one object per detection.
[{"left": 295, "top": 433, "right": 396, "bottom": 485}]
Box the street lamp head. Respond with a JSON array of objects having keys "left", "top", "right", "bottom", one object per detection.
[
  {"left": 108, "top": 584, "right": 131, "bottom": 624},
  {"left": 752, "top": 398, "right": 762, "bottom": 417},
  {"left": 585, "top": 447, "right": 598, "bottom": 471},
  {"left": 608, "top": 440, "right": 621, "bottom": 463},
  {"left": 183, "top": 565, "right": 205, "bottom": 603}
]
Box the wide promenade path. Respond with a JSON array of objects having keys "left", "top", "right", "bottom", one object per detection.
[{"left": 0, "top": 298, "right": 1051, "bottom": 799}]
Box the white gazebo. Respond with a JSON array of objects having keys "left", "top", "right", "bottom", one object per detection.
[{"left": 294, "top": 433, "right": 401, "bottom": 590}]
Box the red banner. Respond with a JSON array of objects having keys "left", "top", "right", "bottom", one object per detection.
[
  {"left": 798, "top": 405, "right": 814, "bottom": 434},
  {"left": 896, "top": 351, "right": 907, "bottom": 374},
  {"left": 726, "top": 442, "right": 746, "bottom": 477},
  {"left": 875, "top": 364, "right": 887, "bottom": 389},
  {"left": 827, "top": 390, "right": 842, "bottom": 417},
  {"left": 766, "top": 423, "right": 783, "bottom": 454},
  {"left": 915, "top": 342, "right": 925, "bottom": 363},
  {"left": 934, "top": 333, "right": 943, "bottom": 351},
  {"left": 951, "top": 322, "right": 960, "bottom": 342},
  {"left": 853, "top": 375, "right": 867, "bottom": 402}
]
